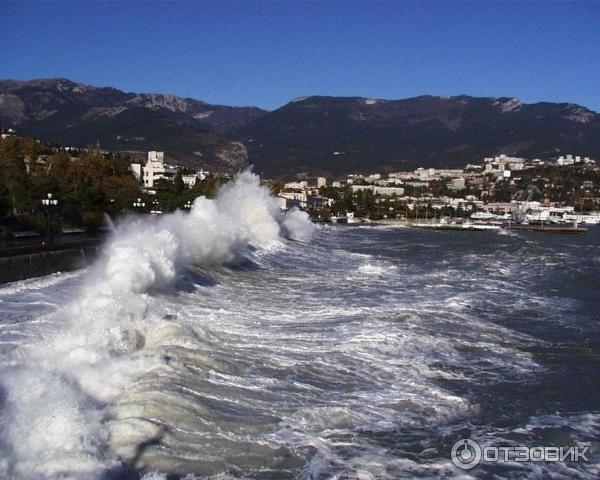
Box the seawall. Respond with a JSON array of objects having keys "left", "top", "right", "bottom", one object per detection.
[{"left": 0, "top": 246, "right": 100, "bottom": 285}]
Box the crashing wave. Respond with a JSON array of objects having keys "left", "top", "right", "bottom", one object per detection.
[{"left": 0, "top": 170, "right": 314, "bottom": 479}]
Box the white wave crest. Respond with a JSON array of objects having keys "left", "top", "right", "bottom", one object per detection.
[{"left": 0, "top": 170, "right": 314, "bottom": 478}]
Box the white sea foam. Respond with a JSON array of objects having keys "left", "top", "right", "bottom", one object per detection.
[
  {"left": 357, "top": 262, "right": 397, "bottom": 276},
  {"left": 0, "top": 170, "right": 314, "bottom": 478}
]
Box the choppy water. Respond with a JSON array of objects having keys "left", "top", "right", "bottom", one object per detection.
[{"left": 1, "top": 191, "right": 599, "bottom": 479}]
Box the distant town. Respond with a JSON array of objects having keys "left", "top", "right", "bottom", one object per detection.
[
  {"left": 1, "top": 127, "right": 599, "bottom": 246},
  {"left": 275, "top": 152, "right": 600, "bottom": 226}
]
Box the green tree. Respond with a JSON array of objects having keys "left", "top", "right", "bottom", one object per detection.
[
  {"left": 174, "top": 173, "right": 185, "bottom": 194},
  {"left": 0, "top": 136, "right": 34, "bottom": 215}
]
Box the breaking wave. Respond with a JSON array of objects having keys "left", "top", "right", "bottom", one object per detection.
[{"left": 0, "top": 171, "right": 314, "bottom": 479}]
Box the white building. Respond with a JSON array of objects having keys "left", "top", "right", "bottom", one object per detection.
[
  {"left": 415, "top": 168, "right": 437, "bottom": 180},
  {"left": 389, "top": 171, "right": 416, "bottom": 180},
  {"left": 555, "top": 154, "right": 591, "bottom": 166},
  {"left": 484, "top": 154, "right": 526, "bottom": 175},
  {"left": 284, "top": 180, "right": 308, "bottom": 190},
  {"left": 181, "top": 169, "right": 209, "bottom": 188},
  {"left": 404, "top": 181, "right": 430, "bottom": 188},
  {"left": 182, "top": 174, "right": 197, "bottom": 188},
  {"left": 346, "top": 174, "right": 365, "bottom": 185},
  {"left": 278, "top": 192, "right": 308, "bottom": 209},
  {"left": 351, "top": 185, "right": 405, "bottom": 196},
  {"left": 447, "top": 177, "right": 466, "bottom": 191},
  {"left": 436, "top": 169, "right": 466, "bottom": 178},
  {"left": 414, "top": 168, "right": 464, "bottom": 181},
  {"left": 131, "top": 151, "right": 178, "bottom": 189},
  {"left": 376, "top": 177, "right": 404, "bottom": 186},
  {"left": 557, "top": 154, "right": 575, "bottom": 166}
]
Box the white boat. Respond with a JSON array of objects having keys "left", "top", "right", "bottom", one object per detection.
[
  {"left": 562, "top": 212, "right": 600, "bottom": 225},
  {"left": 470, "top": 211, "right": 499, "bottom": 221},
  {"left": 410, "top": 220, "right": 500, "bottom": 231}
]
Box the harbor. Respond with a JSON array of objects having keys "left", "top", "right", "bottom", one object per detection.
[
  {"left": 328, "top": 205, "right": 599, "bottom": 234},
  {"left": 407, "top": 219, "right": 589, "bottom": 234}
]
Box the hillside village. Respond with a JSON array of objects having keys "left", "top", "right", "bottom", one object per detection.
[
  {"left": 1, "top": 128, "right": 599, "bottom": 239},
  {"left": 276, "top": 153, "right": 599, "bottom": 224}
]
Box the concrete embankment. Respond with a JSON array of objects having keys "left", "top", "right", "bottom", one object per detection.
[{"left": 0, "top": 246, "right": 100, "bottom": 284}]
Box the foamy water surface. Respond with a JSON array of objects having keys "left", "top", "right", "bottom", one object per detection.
[{"left": 1, "top": 176, "right": 599, "bottom": 479}]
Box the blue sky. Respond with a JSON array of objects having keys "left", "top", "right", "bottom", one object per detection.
[{"left": 1, "top": 1, "right": 599, "bottom": 111}]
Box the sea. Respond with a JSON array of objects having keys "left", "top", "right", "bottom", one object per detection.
[{"left": 0, "top": 172, "right": 598, "bottom": 479}]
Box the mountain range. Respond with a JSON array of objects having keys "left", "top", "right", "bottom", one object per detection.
[
  {"left": 0, "top": 78, "right": 265, "bottom": 171},
  {"left": 1, "top": 78, "right": 599, "bottom": 177}
]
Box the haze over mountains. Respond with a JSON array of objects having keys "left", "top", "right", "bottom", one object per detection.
[{"left": 1, "top": 78, "right": 599, "bottom": 177}]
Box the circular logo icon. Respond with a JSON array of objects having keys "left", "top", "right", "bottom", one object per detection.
[{"left": 451, "top": 438, "right": 482, "bottom": 470}]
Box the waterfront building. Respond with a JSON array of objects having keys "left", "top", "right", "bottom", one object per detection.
[
  {"left": 131, "top": 151, "right": 178, "bottom": 189},
  {"left": 278, "top": 191, "right": 308, "bottom": 209}
]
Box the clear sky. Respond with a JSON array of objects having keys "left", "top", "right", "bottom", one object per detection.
[{"left": 1, "top": 1, "right": 599, "bottom": 111}]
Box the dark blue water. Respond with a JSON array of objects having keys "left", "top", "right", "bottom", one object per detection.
[{"left": 336, "top": 225, "right": 600, "bottom": 478}]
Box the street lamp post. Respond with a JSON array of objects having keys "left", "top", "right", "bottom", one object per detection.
[
  {"left": 184, "top": 200, "right": 192, "bottom": 211},
  {"left": 41, "top": 193, "right": 59, "bottom": 249},
  {"left": 133, "top": 198, "right": 146, "bottom": 212}
]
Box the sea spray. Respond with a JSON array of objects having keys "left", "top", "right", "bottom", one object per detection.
[{"left": 0, "top": 170, "right": 314, "bottom": 478}]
